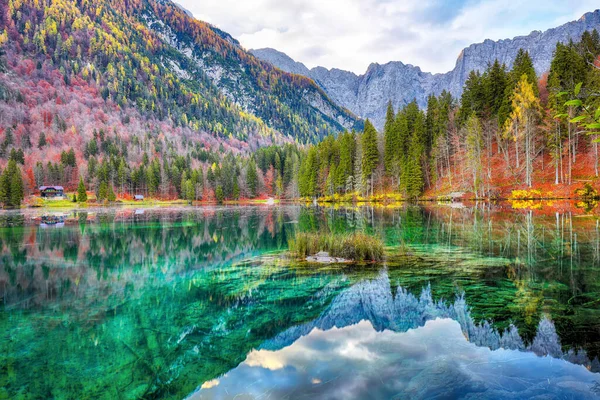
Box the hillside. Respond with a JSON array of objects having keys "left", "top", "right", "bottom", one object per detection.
[
  {"left": 0, "top": 0, "right": 362, "bottom": 202},
  {"left": 251, "top": 9, "right": 600, "bottom": 129}
]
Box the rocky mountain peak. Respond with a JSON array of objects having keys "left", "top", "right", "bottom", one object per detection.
[{"left": 252, "top": 9, "right": 600, "bottom": 129}]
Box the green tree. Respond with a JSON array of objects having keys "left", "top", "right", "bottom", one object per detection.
[
  {"left": 77, "top": 177, "right": 88, "bottom": 202},
  {"left": 232, "top": 180, "right": 240, "bottom": 200},
  {"left": 97, "top": 181, "right": 108, "bottom": 201},
  {"left": 108, "top": 184, "right": 116, "bottom": 202},
  {"left": 0, "top": 160, "right": 24, "bottom": 208},
  {"left": 246, "top": 160, "right": 258, "bottom": 198},
  {"left": 38, "top": 132, "right": 47, "bottom": 149},
  {"left": 184, "top": 179, "right": 195, "bottom": 203},
  {"left": 403, "top": 114, "right": 425, "bottom": 199},
  {"left": 215, "top": 185, "right": 224, "bottom": 204},
  {"left": 337, "top": 131, "right": 355, "bottom": 191},
  {"left": 299, "top": 147, "right": 319, "bottom": 197},
  {"left": 383, "top": 101, "right": 399, "bottom": 179},
  {"left": 361, "top": 119, "right": 379, "bottom": 196}
]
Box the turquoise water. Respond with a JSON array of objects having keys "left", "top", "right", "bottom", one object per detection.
[{"left": 1, "top": 205, "right": 600, "bottom": 399}]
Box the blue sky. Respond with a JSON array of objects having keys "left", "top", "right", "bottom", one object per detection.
[{"left": 177, "top": 0, "right": 599, "bottom": 74}]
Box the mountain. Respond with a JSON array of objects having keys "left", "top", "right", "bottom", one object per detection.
[
  {"left": 251, "top": 9, "right": 600, "bottom": 129},
  {"left": 0, "top": 0, "right": 360, "bottom": 158}
]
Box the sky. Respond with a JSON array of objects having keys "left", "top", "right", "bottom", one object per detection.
[{"left": 176, "top": 0, "right": 600, "bottom": 74}]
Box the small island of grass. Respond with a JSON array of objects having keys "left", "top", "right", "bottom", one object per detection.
[{"left": 288, "top": 232, "right": 385, "bottom": 263}]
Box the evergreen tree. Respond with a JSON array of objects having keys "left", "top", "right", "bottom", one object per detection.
[
  {"left": 0, "top": 160, "right": 24, "bottom": 208},
  {"left": 185, "top": 179, "right": 195, "bottom": 203},
  {"left": 38, "top": 132, "right": 47, "bottom": 149},
  {"left": 246, "top": 160, "right": 258, "bottom": 198},
  {"left": 361, "top": 119, "right": 379, "bottom": 195},
  {"left": 97, "top": 181, "right": 108, "bottom": 201},
  {"left": 383, "top": 101, "right": 398, "bottom": 177},
  {"left": 299, "top": 147, "right": 319, "bottom": 197},
  {"left": 232, "top": 180, "right": 240, "bottom": 200},
  {"left": 77, "top": 177, "right": 88, "bottom": 202},
  {"left": 511, "top": 49, "right": 538, "bottom": 95},
  {"left": 458, "top": 70, "right": 485, "bottom": 125},
  {"left": 403, "top": 114, "right": 425, "bottom": 198},
  {"left": 108, "top": 184, "right": 116, "bottom": 202},
  {"left": 485, "top": 60, "right": 509, "bottom": 118},
  {"left": 215, "top": 186, "right": 224, "bottom": 204},
  {"left": 337, "top": 131, "right": 355, "bottom": 191}
]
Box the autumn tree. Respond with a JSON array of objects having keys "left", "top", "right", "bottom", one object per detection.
[{"left": 504, "top": 74, "right": 541, "bottom": 187}]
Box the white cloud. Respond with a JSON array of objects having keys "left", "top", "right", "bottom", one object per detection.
[{"left": 177, "top": 0, "right": 600, "bottom": 74}]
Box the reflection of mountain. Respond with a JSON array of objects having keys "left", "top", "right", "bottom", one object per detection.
[{"left": 261, "top": 271, "right": 600, "bottom": 372}]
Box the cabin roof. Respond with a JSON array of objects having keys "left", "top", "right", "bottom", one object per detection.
[{"left": 39, "top": 186, "right": 64, "bottom": 191}]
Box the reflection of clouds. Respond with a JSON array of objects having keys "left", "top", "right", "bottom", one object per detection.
[
  {"left": 200, "top": 379, "right": 220, "bottom": 389},
  {"left": 192, "top": 319, "right": 599, "bottom": 399},
  {"left": 245, "top": 349, "right": 286, "bottom": 370},
  {"left": 191, "top": 270, "right": 600, "bottom": 399}
]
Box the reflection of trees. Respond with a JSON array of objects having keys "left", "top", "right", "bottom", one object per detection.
[
  {"left": 2, "top": 205, "right": 600, "bottom": 398},
  {"left": 309, "top": 205, "right": 600, "bottom": 357},
  {"left": 0, "top": 207, "right": 299, "bottom": 310},
  {"left": 0, "top": 244, "right": 348, "bottom": 399}
]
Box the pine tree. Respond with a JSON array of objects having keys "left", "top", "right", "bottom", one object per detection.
[
  {"left": 299, "top": 147, "right": 319, "bottom": 197},
  {"left": 77, "top": 177, "right": 88, "bottom": 202},
  {"left": 108, "top": 184, "right": 116, "bottom": 202},
  {"left": 338, "top": 131, "right": 355, "bottom": 191},
  {"left": 232, "top": 180, "right": 240, "bottom": 200},
  {"left": 0, "top": 166, "right": 8, "bottom": 206},
  {"left": 38, "top": 132, "right": 47, "bottom": 149},
  {"left": 215, "top": 186, "right": 224, "bottom": 204},
  {"left": 403, "top": 114, "right": 425, "bottom": 198},
  {"left": 511, "top": 49, "right": 539, "bottom": 95},
  {"left": 0, "top": 160, "right": 24, "bottom": 208},
  {"left": 185, "top": 179, "right": 195, "bottom": 203},
  {"left": 246, "top": 160, "right": 258, "bottom": 198},
  {"left": 485, "top": 60, "right": 508, "bottom": 118},
  {"left": 383, "top": 101, "right": 398, "bottom": 178},
  {"left": 98, "top": 181, "right": 108, "bottom": 201},
  {"left": 361, "top": 119, "right": 379, "bottom": 196}
]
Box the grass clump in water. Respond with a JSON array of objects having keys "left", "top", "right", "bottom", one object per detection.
[{"left": 289, "top": 232, "right": 385, "bottom": 262}]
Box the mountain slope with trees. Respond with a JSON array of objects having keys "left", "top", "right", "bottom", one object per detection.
[{"left": 0, "top": 0, "right": 359, "bottom": 207}]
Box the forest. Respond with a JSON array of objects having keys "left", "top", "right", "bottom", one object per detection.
[
  {"left": 296, "top": 31, "right": 600, "bottom": 201},
  {"left": 1, "top": 0, "right": 600, "bottom": 207}
]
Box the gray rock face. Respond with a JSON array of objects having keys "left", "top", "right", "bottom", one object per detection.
[
  {"left": 251, "top": 9, "right": 600, "bottom": 130},
  {"left": 249, "top": 48, "right": 311, "bottom": 76}
]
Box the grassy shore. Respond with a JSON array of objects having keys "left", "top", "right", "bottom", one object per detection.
[{"left": 23, "top": 194, "right": 279, "bottom": 209}]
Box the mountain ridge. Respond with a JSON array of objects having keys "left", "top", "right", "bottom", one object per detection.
[{"left": 251, "top": 9, "right": 600, "bottom": 129}]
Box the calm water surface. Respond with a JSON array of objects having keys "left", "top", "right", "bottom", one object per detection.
[{"left": 1, "top": 204, "right": 600, "bottom": 399}]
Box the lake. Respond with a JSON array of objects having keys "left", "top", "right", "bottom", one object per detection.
[{"left": 1, "top": 204, "right": 600, "bottom": 399}]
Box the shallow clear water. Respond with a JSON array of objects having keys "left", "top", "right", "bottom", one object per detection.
[{"left": 1, "top": 205, "right": 600, "bottom": 399}]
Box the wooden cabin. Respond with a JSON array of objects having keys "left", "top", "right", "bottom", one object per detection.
[
  {"left": 134, "top": 195, "right": 144, "bottom": 201},
  {"left": 39, "top": 186, "right": 65, "bottom": 199}
]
